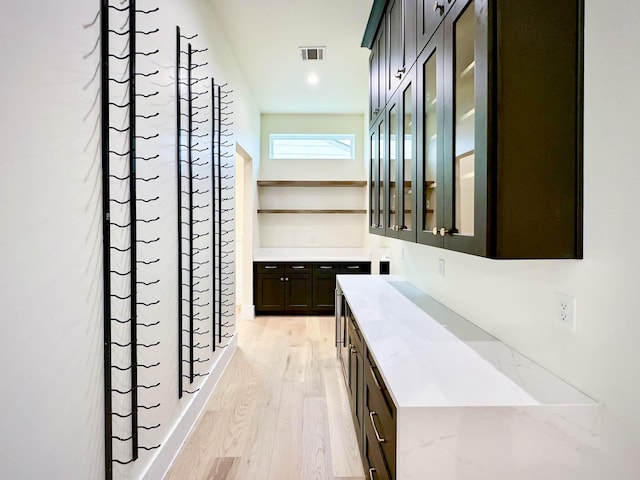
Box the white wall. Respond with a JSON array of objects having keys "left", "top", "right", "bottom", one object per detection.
[
  {"left": 381, "top": 1, "right": 640, "bottom": 477},
  {"left": 258, "top": 113, "right": 367, "bottom": 248},
  {"left": 0, "top": 1, "right": 259, "bottom": 479}
]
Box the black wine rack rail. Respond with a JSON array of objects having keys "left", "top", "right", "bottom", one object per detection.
[{"left": 99, "top": 1, "right": 162, "bottom": 478}]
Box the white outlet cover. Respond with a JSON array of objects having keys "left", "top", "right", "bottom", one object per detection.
[{"left": 555, "top": 292, "right": 576, "bottom": 331}]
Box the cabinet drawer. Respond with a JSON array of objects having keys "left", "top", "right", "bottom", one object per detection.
[
  {"left": 365, "top": 354, "right": 396, "bottom": 476},
  {"left": 339, "top": 262, "right": 371, "bottom": 274},
  {"left": 255, "top": 263, "right": 284, "bottom": 273},
  {"left": 366, "top": 350, "right": 395, "bottom": 415},
  {"left": 285, "top": 263, "right": 311, "bottom": 272},
  {"left": 313, "top": 263, "right": 339, "bottom": 273},
  {"left": 348, "top": 314, "right": 364, "bottom": 354},
  {"left": 364, "top": 411, "right": 393, "bottom": 480}
]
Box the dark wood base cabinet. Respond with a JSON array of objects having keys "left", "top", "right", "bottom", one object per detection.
[
  {"left": 253, "top": 261, "right": 371, "bottom": 315},
  {"left": 342, "top": 297, "right": 398, "bottom": 480}
]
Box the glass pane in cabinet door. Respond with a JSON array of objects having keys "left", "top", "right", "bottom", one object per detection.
[
  {"left": 423, "top": 51, "right": 438, "bottom": 232},
  {"left": 388, "top": 104, "right": 398, "bottom": 230},
  {"left": 378, "top": 121, "right": 385, "bottom": 227},
  {"left": 402, "top": 84, "right": 413, "bottom": 231},
  {"left": 370, "top": 132, "right": 376, "bottom": 228},
  {"left": 454, "top": 0, "right": 475, "bottom": 236}
]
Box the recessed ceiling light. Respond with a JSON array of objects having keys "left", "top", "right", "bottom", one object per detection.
[{"left": 307, "top": 73, "right": 319, "bottom": 85}]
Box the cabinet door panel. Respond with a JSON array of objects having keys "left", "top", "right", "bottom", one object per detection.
[
  {"left": 386, "top": 0, "right": 416, "bottom": 98},
  {"left": 417, "top": 28, "right": 445, "bottom": 246},
  {"left": 397, "top": 70, "right": 417, "bottom": 242},
  {"left": 369, "top": 24, "right": 386, "bottom": 124},
  {"left": 443, "top": 0, "right": 487, "bottom": 256},
  {"left": 256, "top": 274, "right": 285, "bottom": 312},
  {"left": 418, "top": 0, "right": 445, "bottom": 53},
  {"left": 313, "top": 274, "right": 337, "bottom": 312},
  {"left": 284, "top": 273, "right": 312, "bottom": 311},
  {"left": 385, "top": 99, "right": 399, "bottom": 238}
]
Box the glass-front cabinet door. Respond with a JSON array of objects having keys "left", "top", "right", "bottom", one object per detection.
[
  {"left": 386, "top": 69, "right": 416, "bottom": 240},
  {"left": 416, "top": 28, "right": 444, "bottom": 247},
  {"left": 369, "top": 115, "right": 385, "bottom": 235},
  {"left": 442, "top": 0, "right": 487, "bottom": 255},
  {"left": 386, "top": 101, "right": 398, "bottom": 237}
]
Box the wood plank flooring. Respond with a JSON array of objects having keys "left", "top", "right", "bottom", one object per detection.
[{"left": 164, "top": 316, "right": 364, "bottom": 480}]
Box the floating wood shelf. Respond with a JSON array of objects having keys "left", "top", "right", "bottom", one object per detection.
[
  {"left": 258, "top": 209, "right": 367, "bottom": 214},
  {"left": 257, "top": 180, "right": 367, "bottom": 187}
]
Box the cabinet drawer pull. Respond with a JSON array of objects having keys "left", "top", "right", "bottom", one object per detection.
[
  {"left": 280, "top": 277, "right": 284, "bottom": 281},
  {"left": 319, "top": 265, "right": 333, "bottom": 269},
  {"left": 291, "top": 265, "right": 306, "bottom": 269},
  {"left": 369, "top": 467, "right": 377, "bottom": 480},
  {"left": 264, "top": 265, "right": 278, "bottom": 269},
  {"left": 370, "top": 365, "right": 382, "bottom": 390},
  {"left": 369, "top": 411, "right": 385, "bottom": 443},
  {"left": 285, "top": 277, "right": 289, "bottom": 281},
  {"left": 346, "top": 266, "right": 360, "bottom": 270}
]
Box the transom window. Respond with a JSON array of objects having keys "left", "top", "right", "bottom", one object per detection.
[{"left": 269, "top": 134, "right": 355, "bottom": 160}]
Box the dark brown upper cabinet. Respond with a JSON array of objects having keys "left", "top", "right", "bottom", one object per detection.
[
  {"left": 417, "top": 0, "right": 456, "bottom": 55},
  {"left": 364, "top": 0, "right": 584, "bottom": 259},
  {"left": 385, "top": 0, "right": 417, "bottom": 99},
  {"left": 369, "top": 114, "right": 386, "bottom": 235},
  {"left": 415, "top": 27, "right": 445, "bottom": 248},
  {"left": 385, "top": 68, "right": 417, "bottom": 241},
  {"left": 369, "top": 22, "right": 386, "bottom": 126}
]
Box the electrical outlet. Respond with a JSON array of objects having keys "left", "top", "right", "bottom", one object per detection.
[{"left": 555, "top": 292, "right": 576, "bottom": 330}]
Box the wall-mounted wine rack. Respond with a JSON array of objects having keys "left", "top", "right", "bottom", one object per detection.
[
  {"left": 100, "top": 1, "right": 162, "bottom": 477},
  {"left": 176, "top": 26, "right": 236, "bottom": 399}
]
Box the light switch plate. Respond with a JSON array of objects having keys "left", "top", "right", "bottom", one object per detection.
[{"left": 438, "top": 258, "right": 445, "bottom": 277}]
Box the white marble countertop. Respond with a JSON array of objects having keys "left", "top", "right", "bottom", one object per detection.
[
  {"left": 254, "top": 247, "right": 371, "bottom": 262},
  {"left": 337, "top": 275, "right": 596, "bottom": 408}
]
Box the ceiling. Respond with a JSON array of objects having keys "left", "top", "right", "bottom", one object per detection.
[{"left": 209, "top": 0, "right": 374, "bottom": 114}]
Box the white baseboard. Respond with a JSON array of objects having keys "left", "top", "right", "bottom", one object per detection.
[
  {"left": 240, "top": 305, "right": 255, "bottom": 320},
  {"left": 140, "top": 335, "right": 238, "bottom": 480}
]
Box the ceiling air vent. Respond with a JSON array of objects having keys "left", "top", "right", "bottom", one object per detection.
[{"left": 299, "top": 46, "right": 326, "bottom": 61}]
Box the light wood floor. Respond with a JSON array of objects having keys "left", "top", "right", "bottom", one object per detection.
[{"left": 164, "top": 315, "right": 364, "bottom": 480}]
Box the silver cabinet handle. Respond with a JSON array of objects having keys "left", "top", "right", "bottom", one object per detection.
[
  {"left": 280, "top": 277, "right": 284, "bottom": 281},
  {"left": 439, "top": 227, "right": 449, "bottom": 236},
  {"left": 369, "top": 411, "right": 385, "bottom": 443},
  {"left": 291, "top": 265, "right": 306, "bottom": 269},
  {"left": 264, "top": 265, "right": 278, "bottom": 269},
  {"left": 319, "top": 265, "right": 333, "bottom": 269},
  {"left": 346, "top": 266, "right": 360, "bottom": 270},
  {"left": 285, "top": 277, "right": 289, "bottom": 281},
  {"left": 370, "top": 366, "right": 382, "bottom": 390},
  {"left": 432, "top": 227, "right": 438, "bottom": 236},
  {"left": 369, "top": 468, "right": 377, "bottom": 480}
]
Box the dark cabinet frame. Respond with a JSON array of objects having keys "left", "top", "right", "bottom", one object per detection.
[
  {"left": 384, "top": 67, "right": 418, "bottom": 241},
  {"left": 369, "top": 21, "right": 386, "bottom": 126},
  {"left": 385, "top": 0, "right": 417, "bottom": 98},
  {"left": 415, "top": 27, "right": 445, "bottom": 247},
  {"left": 369, "top": 115, "right": 386, "bottom": 235},
  {"left": 366, "top": 0, "right": 584, "bottom": 259}
]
